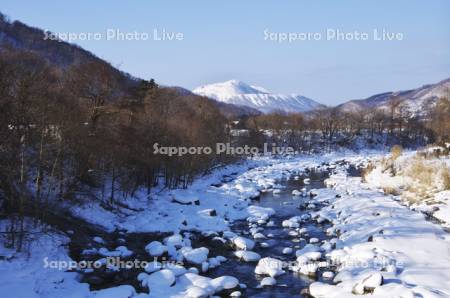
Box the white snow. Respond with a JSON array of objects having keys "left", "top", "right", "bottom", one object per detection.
[
  {"left": 260, "top": 277, "right": 277, "bottom": 287},
  {"left": 93, "top": 285, "right": 136, "bottom": 298},
  {"left": 308, "top": 157, "right": 450, "bottom": 297},
  {"left": 282, "top": 247, "right": 293, "bottom": 255},
  {"left": 145, "top": 241, "right": 167, "bottom": 257},
  {"left": 192, "top": 79, "right": 323, "bottom": 114},
  {"left": 98, "top": 246, "right": 133, "bottom": 257},
  {"left": 179, "top": 247, "right": 209, "bottom": 265},
  {"left": 254, "top": 257, "right": 285, "bottom": 277},
  {"left": 138, "top": 269, "right": 176, "bottom": 288},
  {"left": 232, "top": 236, "right": 255, "bottom": 251},
  {"left": 234, "top": 250, "right": 261, "bottom": 262},
  {"left": 4, "top": 149, "right": 450, "bottom": 298}
]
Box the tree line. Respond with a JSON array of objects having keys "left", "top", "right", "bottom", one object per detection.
[
  {"left": 243, "top": 94, "right": 450, "bottom": 152},
  {"left": 0, "top": 48, "right": 231, "bottom": 250}
]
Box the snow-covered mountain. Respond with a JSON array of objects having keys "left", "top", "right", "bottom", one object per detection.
[
  {"left": 337, "top": 78, "right": 450, "bottom": 115},
  {"left": 192, "top": 80, "right": 324, "bottom": 114}
]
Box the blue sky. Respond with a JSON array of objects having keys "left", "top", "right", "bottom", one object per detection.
[{"left": 1, "top": 0, "right": 449, "bottom": 104}]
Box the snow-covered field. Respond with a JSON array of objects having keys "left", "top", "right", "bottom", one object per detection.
[
  {"left": 310, "top": 156, "right": 450, "bottom": 297},
  {"left": 1, "top": 149, "right": 450, "bottom": 297}
]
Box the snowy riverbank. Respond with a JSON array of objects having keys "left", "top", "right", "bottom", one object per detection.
[{"left": 1, "top": 150, "right": 450, "bottom": 297}]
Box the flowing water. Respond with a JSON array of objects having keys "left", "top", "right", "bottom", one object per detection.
[
  {"left": 205, "top": 168, "right": 334, "bottom": 297},
  {"left": 70, "top": 165, "right": 338, "bottom": 297}
]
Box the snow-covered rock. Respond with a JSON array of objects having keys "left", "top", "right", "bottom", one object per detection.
[
  {"left": 145, "top": 241, "right": 167, "bottom": 257},
  {"left": 292, "top": 189, "right": 302, "bottom": 196},
  {"left": 309, "top": 237, "right": 319, "bottom": 244},
  {"left": 186, "top": 286, "right": 209, "bottom": 298},
  {"left": 163, "top": 234, "right": 186, "bottom": 248},
  {"left": 210, "top": 275, "right": 239, "bottom": 291},
  {"left": 255, "top": 257, "right": 285, "bottom": 277},
  {"left": 98, "top": 246, "right": 133, "bottom": 257},
  {"left": 282, "top": 247, "right": 293, "bottom": 254},
  {"left": 144, "top": 261, "right": 162, "bottom": 273},
  {"left": 234, "top": 250, "right": 261, "bottom": 262},
  {"left": 138, "top": 269, "right": 175, "bottom": 288},
  {"left": 352, "top": 272, "right": 383, "bottom": 294},
  {"left": 232, "top": 236, "right": 255, "bottom": 251},
  {"left": 180, "top": 247, "right": 209, "bottom": 265},
  {"left": 252, "top": 232, "right": 266, "bottom": 240},
  {"left": 260, "top": 277, "right": 277, "bottom": 287}
]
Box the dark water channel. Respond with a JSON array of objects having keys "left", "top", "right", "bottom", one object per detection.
[{"left": 205, "top": 168, "right": 334, "bottom": 298}]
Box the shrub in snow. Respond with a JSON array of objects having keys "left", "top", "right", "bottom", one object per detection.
[
  {"left": 255, "top": 257, "right": 285, "bottom": 277},
  {"left": 365, "top": 152, "right": 450, "bottom": 203}
]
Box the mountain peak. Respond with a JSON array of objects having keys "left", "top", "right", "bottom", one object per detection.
[
  {"left": 193, "top": 80, "right": 267, "bottom": 100},
  {"left": 192, "top": 80, "right": 323, "bottom": 113}
]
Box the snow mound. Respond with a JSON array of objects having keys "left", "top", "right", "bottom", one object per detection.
[{"left": 255, "top": 257, "right": 285, "bottom": 277}]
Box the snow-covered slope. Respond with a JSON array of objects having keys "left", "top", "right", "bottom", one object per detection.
[
  {"left": 338, "top": 78, "right": 450, "bottom": 115},
  {"left": 193, "top": 80, "right": 324, "bottom": 114}
]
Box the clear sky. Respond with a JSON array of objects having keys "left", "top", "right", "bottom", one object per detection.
[{"left": 1, "top": 0, "right": 449, "bottom": 105}]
